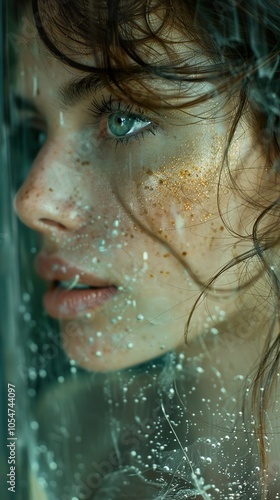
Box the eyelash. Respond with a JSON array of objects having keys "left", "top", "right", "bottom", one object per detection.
[{"left": 88, "top": 95, "right": 159, "bottom": 146}]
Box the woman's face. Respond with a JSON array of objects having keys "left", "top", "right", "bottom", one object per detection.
[{"left": 14, "top": 23, "right": 268, "bottom": 371}]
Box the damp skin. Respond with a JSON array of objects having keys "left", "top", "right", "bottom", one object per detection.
[{"left": 14, "top": 25, "right": 278, "bottom": 372}]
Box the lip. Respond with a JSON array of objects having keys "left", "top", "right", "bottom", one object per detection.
[
  {"left": 35, "top": 254, "right": 118, "bottom": 319},
  {"left": 35, "top": 254, "right": 112, "bottom": 287}
]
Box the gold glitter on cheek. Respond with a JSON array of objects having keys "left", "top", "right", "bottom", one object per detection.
[
  {"left": 138, "top": 122, "right": 227, "bottom": 224},
  {"left": 141, "top": 159, "right": 217, "bottom": 223}
]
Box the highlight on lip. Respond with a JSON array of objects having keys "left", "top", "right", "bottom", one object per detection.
[{"left": 43, "top": 281, "right": 118, "bottom": 319}]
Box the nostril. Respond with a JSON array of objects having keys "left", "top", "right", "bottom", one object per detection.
[{"left": 39, "top": 218, "right": 67, "bottom": 230}]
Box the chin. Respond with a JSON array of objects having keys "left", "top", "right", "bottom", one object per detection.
[
  {"left": 62, "top": 339, "right": 161, "bottom": 372},
  {"left": 60, "top": 320, "right": 171, "bottom": 372}
]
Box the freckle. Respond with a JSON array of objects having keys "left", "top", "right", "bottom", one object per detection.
[
  {"left": 163, "top": 253, "right": 170, "bottom": 258},
  {"left": 130, "top": 234, "right": 134, "bottom": 238},
  {"left": 149, "top": 273, "right": 154, "bottom": 278},
  {"left": 49, "top": 188, "right": 53, "bottom": 192},
  {"left": 220, "top": 226, "right": 224, "bottom": 231},
  {"left": 82, "top": 161, "right": 90, "bottom": 166},
  {"left": 146, "top": 169, "right": 153, "bottom": 175},
  {"left": 182, "top": 252, "right": 187, "bottom": 256},
  {"left": 36, "top": 89, "right": 40, "bottom": 96}
]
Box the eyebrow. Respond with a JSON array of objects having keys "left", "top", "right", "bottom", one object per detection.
[
  {"left": 58, "top": 73, "right": 107, "bottom": 107},
  {"left": 13, "top": 95, "right": 39, "bottom": 113}
]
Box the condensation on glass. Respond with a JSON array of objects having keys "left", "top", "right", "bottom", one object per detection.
[{"left": 3, "top": 2, "right": 280, "bottom": 500}]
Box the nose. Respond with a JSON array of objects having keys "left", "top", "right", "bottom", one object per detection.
[{"left": 14, "top": 140, "right": 83, "bottom": 236}]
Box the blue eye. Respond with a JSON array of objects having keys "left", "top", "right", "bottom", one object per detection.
[{"left": 107, "top": 112, "right": 152, "bottom": 139}]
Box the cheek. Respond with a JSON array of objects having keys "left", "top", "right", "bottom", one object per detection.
[{"left": 131, "top": 161, "right": 219, "bottom": 249}]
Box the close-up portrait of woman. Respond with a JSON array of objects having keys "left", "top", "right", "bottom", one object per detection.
[{"left": 1, "top": 0, "right": 280, "bottom": 498}]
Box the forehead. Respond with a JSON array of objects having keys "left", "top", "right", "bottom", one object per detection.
[{"left": 15, "top": 6, "right": 219, "bottom": 117}]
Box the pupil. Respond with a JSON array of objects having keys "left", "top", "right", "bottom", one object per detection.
[{"left": 109, "top": 113, "right": 134, "bottom": 137}]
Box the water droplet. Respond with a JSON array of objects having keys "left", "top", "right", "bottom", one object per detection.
[
  {"left": 59, "top": 111, "right": 64, "bottom": 126},
  {"left": 211, "top": 327, "right": 219, "bottom": 335},
  {"left": 196, "top": 366, "right": 204, "bottom": 373},
  {"left": 30, "top": 421, "right": 39, "bottom": 430},
  {"left": 137, "top": 314, "right": 144, "bottom": 321},
  {"left": 127, "top": 342, "right": 134, "bottom": 349},
  {"left": 96, "top": 331, "right": 102, "bottom": 337},
  {"left": 96, "top": 351, "right": 102, "bottom": 357},
  {"left": 32, "top": 75, "right": 38, "bottom": 97}
]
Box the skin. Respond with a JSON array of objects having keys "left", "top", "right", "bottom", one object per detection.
[{"left": 14, "top": 23, "right": 278, "bottom": 373}]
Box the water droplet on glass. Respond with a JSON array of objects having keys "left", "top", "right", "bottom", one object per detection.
[
  {"left": 30, "top": 420, "right": 39, "bottom": 431},
  {"left": 196, "top": 366, "right": 204, "bottom": 373}
]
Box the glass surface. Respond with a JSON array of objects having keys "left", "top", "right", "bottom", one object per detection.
[
  {"left": 0, "top": 2, "right": 31, "bottom": 499},
  {"left": 4, "top": 1, "right": 280, "bottom": 499}
]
